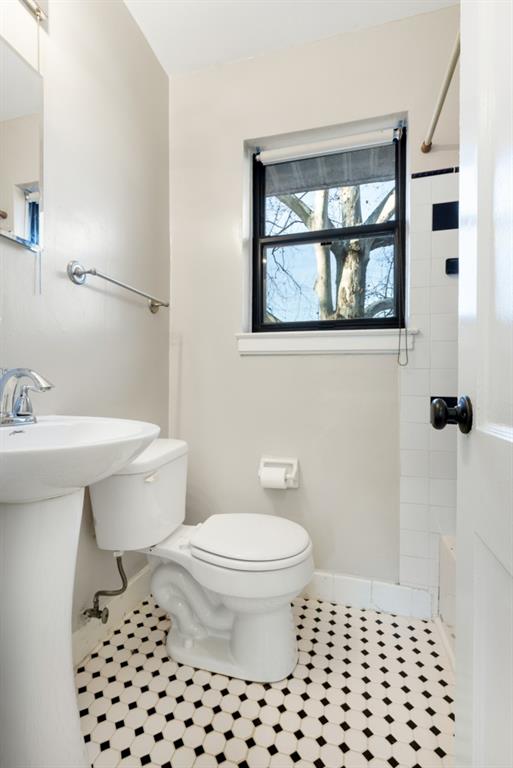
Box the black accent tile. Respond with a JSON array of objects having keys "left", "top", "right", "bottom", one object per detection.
[
  {"left": 433, "top": 201, "right": 459, "bottom": 230},
  {"left": 412, "top": 167, "right": 458, "bottom": 179},
  {"left": 446, "top": 257, "right": 459, "bottom": 275}
]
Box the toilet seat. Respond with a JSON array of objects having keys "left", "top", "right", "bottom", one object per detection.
[
  {"left": 189, "top": 513, "right": 311, "bottom": 572},
  {"left": 149, "top": 521, "right": 314, "bottom": 602}
]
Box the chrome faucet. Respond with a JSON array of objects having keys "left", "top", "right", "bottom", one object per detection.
[{"left": 0, "top": 368, "right": 53, "bottom": 427}]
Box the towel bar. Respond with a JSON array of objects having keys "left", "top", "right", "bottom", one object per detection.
[{"left": 67, "top": 261, "right": 169, "bottom": 314}]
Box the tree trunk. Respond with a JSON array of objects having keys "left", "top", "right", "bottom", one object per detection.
[
  {"left": 311, "top": 190, "right": 333, "bottom": 319},
  {"left": 336, "top": 240, "right": 370, "bottom": 318},
  {"left": 334, "top": 186, "right": 365, "bottom": 317}
]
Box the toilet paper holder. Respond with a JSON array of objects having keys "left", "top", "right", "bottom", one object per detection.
[{"left": 258, "top": 456, "right": 299, "bottom": 489}]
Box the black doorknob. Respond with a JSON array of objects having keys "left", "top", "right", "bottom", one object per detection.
[{"left": 431, "top": 396, "right": 473, "bottom": 434}]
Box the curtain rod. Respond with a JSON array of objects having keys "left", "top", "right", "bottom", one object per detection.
[{"left": 422, "top": 32, "right": 460, "bottom": 153}]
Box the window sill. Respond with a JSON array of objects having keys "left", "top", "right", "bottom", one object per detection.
[{"left": 236, "top": 328, "right": 418, "bottom": 356}]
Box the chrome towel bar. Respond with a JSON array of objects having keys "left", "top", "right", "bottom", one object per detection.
[{"left": 67, "top": 261, "right": 169, "bottom": 314}]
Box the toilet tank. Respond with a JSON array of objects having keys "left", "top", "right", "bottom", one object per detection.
[{"left": 89, "top": 439, "right": 188, "bottom": 551}]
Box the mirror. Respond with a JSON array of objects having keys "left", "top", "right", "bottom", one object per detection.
[{"left": 0, "top": 37, "right": 43, "bottom": 252}]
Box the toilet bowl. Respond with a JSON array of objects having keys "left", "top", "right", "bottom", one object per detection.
[{"left": 90, "top": 439, "right": 314, "bottom": 682}]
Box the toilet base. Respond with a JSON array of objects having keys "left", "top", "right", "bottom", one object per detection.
[
  {"left": 166, "top": 602, "right": 298, "bottom": 682},
  {"left": 151, "top": 562, "right": 300, "bottom": 682},
  {"left": 168, "top": 641, "right": 298, "bottom": 683}
]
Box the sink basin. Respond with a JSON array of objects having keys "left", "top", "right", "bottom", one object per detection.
[
  {"left": 0, "top": 414, "right": 160, "bottom": 768},
  {"left": 0, "top": 415, "right": 160, "bottom": 503}
]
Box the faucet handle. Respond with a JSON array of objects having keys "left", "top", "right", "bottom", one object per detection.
[{"left": 13, "top": 386, "right": 34, "bottom": 417}]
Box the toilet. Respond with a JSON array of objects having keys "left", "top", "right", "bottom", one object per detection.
[{"left": 90, "top": 439, "right": 314, "bottom": 682}]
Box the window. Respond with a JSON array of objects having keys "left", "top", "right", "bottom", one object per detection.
[{"left": 252, "top": 128, "right": 406, "bottom": 332}]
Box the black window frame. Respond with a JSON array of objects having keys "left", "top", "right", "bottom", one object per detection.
[{"left": 252, "top": 128, "right": 407, "bottom": 332}]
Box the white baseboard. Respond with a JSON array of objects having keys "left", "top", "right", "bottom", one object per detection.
[
  {"left": 73, "top": 565, "right": 152, "bottom": 666},
  {"left": 73, "top": 566, "right": 435, "bottom": 665},
  {"left": 303, "top": 569, "right": 434, "bottom": 620},
  {"left": 433, "top": 615, "right": 455, "bottom": 671}
]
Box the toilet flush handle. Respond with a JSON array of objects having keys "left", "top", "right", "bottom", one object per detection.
[{"left": 144, "top": 471, "right": 159, "bottom": 483}]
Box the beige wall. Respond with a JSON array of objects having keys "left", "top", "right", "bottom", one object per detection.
[
  {"left": 169, "top": 7, "right": 460, "bottom": 583},
  {"left": 0, "top": 1, "right": 170, "bottom": 629}
]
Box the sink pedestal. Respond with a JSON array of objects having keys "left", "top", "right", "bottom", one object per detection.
[
  {"left": 0, "top": 490, "right": 88, "bottom": 768},
  {"left": 0, "top": 413, "right": 159, "bottom": 764}
]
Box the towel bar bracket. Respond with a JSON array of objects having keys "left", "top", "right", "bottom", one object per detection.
[{"left": 67, "top": 260, "right": 169, "bottom": 314}]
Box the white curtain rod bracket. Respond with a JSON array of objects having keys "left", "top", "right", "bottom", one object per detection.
[{"left": 67, "top": 261, "right": 169, "bottom": 314}]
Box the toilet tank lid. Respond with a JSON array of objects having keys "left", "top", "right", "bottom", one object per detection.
[{"left": 115, "top": 438, "right": 188, "bottom": 475}]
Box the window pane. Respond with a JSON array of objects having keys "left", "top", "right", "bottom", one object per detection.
[
  {"left": 264, "top": 144, "right": 396, "bottom": 236},
  {"left": 265, "top": 181, "right": 395, "bottom": 235},
  {"left": 262, "top": 234, "right": 396, "bottom": 325}
]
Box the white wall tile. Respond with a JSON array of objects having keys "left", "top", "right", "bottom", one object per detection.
[
  {"left": 332, "top": 574, "right": 371, "bottom": 609},
  {"left": 431, "top": 172, "right": 459, "bottom": 203},
  {"left": 399, "top": 368, "right": 430, "bottom": 396},
  {"left": 429, "top": 532, "right": 441, "bottom": 559},
  {"left": 371, "top": 581, "right": 412, "bottom": 615},
  {"left": 303, "top": 571, "right": 434, "bottom": 619},
  {"left": 400, "top": 503, "right": 430, "bottom": 532},
  {"left": 410, "top": 232, "right": 431, "bottom": 261},
  {"left": 430, "top": 426, "right": 458, "bottom": 451},
  {"left": 430, "top": 451, "right": 457, "bottom": 479},
  {"left": 407, "top": 338, "right": 431, "bottom": 368},
  {"left": 303, "top": 571, "right": 333, "bottom": 602},
  {"left": 410, "top": 203, "right": 432, "bottom": 233},
  {"left": 430, "top": 368, "right": 458, "bottom": 395},
  {"left": 410, "top": 177, "right": 432, "bottom": 206},
  {"left": 431, "top": 285, "right": 458, "bottom": 314},
  {"left": 430, "top": 257, "right": 448, "bottom": 287},
  {"left": 410, "top": 286, "right": 431, "bottom": 315},
  {"left": 401, "top": 476, "right": 430, "bottom": 505},
  {"left": 400, "top": 421, "right": 430, "bottom": 451},
  {"left": 400, "top": 555, "right": 431, "bottom": 587},
  {"left": 430, "top": 477, "right": 457, "bottom": 507},
  {"left": 408, "top": 314, "right": 430, "bottom": 335},
  {"left": 411, "top": 259, "right": 431, "bottom": 287},
  {"left": 431, "top": 313, "right": 458, "bottom": 341},
  {"left": 428, "top": 556, "right": 440, "bottom": 587},
  {"left": 431, "top": 340, "right": 458, "bottom": 369},
  {"left": 401, "top": 178, "right": 459, "bottom": 598},
  {"left": 400, "top": 395, "right": 429, "bottom": 424},
  {"left": 431, "top": 229, "right": 458, "bottom": 260},
  {"left": 410, "top": 588, "right": 433, "bottom": 619},
  {"left": 430, "top": 506, "right": 456, "bottom": 535},
  {"left": 431, "top": 260, "right": 459, "bottom": 291},
  {"left": 400, "top": 530, "right": 431, "bottom": 558},
  {"left": 400, "top": 449, "right": 430, "bottom": 477}
]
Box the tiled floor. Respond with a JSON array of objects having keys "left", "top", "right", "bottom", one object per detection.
[{"left": 76, "top": 597, "right": 454, "bottom": 768}]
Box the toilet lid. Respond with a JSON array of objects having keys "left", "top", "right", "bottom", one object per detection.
[{"left": 190, "top": 513, "right": 310, "bottom": 570}]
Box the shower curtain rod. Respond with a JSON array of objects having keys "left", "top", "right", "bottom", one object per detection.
[{"left": 421, "top": 32, "right": 460, "bottom": 153}]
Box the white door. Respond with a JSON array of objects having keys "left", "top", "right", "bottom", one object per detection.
[{"left": 457, "top": 2, "right": 513, "bottom": 767}]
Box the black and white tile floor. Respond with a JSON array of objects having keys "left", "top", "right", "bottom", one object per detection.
[{"left": 76, "top": 597, "right": 454, "bottom": 768}]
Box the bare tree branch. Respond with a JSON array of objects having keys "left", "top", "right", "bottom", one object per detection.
[
  {"left": 276, "top": 194, "right": 313, "bottom": 226},
  {"left": 364, "top": 188, "right": 395, "bottom": 225},
  {"left": 365, "top": 298, "right": 394, "bottom": 317}
]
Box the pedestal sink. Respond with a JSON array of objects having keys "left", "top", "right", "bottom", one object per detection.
[{"left": 0, "top": 415, "right": 159, "bottom": 768}]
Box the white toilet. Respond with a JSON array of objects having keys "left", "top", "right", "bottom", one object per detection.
[{"left": 90, "top": 439, "right": 314, "bottom": 682}]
